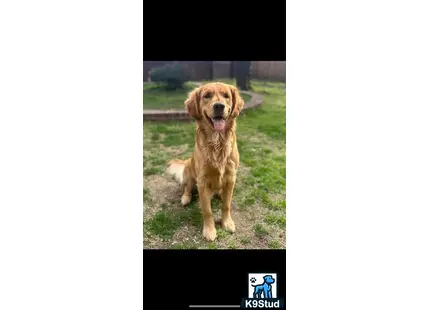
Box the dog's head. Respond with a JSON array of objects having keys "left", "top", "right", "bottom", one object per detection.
[
  {"left": 263, "top": 275, "right": 275, "bottom": 284},
  {"left": 185, "top": 82, "right": 244, "bottom": 132}
]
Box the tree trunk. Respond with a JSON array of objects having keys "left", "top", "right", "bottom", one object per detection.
[{"left": 234, "top": 61, "right": 251, "bottom": 90}]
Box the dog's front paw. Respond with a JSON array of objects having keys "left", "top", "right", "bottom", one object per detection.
[
  {"left": 202, "top": 225, "right": 217, "bottom": 241},
  {"left": 181, "top": 194, "right": 191, "bottom": 206},
  {"left": 221, "top": 217, "right": 236, "bottom": 233}
]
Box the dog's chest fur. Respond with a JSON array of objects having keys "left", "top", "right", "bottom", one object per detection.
[{"left": 197, "top": 130, "right": 235, "bottom": 190}]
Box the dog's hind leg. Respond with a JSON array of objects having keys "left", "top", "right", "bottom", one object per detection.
[
  {"left": 181, "top": 178, "right": 195, "bottom": 206},
  {"left": 181, "top": 162, "right": 195, "bottom": 206}
]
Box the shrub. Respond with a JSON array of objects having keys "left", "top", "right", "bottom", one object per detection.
[{"left": 149, "top": 63, "right": 191, "bottom": 90}]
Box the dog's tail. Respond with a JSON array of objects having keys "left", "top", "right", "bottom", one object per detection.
[{"left": 166, "top": 159, "right": 189, "bottom": 185}]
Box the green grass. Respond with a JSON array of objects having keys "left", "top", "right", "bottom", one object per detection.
[
  {"left": 143, "top": 166, "right": 164, "bottom": 176},
  {"left": 268, "top": 240, "right": 282, "bottom": 249},
  {"left": 241, "top": 93, "right": 252, "bottom": 102},
  {"left": 144, "top": 200, "right": 207, "bottom": 240},
  {"left": 143, "top": 187, "right": 151, "bottom": 202},
  {"left": 228, "top": 241, "right": 238, "bottom": 249},
  {"left": 143, "top": 79, "right": 286, "bottom": 249},
  {"left": 253, "top": 223, "right": 269, "bottom": 238},
  {"left": 217, "top": 230, "right": 230, "bottom": 240},
  {"left": 143, "top": 81, "right": 253, "bottom": 110},
  {"left": 240, "top": 237, "right": 251, "bottom": 245},
  {"left": 172, "top": 242, "right": 199, "bottom": 249},
  {"left": 265, "top": 214, "right": 286, "bottom": 228},
  {"left": 146, "top": 211, "right": 182, "bottom": 240}
]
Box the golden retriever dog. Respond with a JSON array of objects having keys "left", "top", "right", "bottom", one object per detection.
[{"left": 166, "top": 82, "right": 244, "bottom": 241}]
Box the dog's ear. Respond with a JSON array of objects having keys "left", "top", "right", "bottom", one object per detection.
[
  {"left": 229, "top": 85, "right": 244, "bottom": 119},
  {"left": 185, "top": 87, "right": 202, "bottom": 120}
]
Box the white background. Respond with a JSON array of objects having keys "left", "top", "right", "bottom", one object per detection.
[
  {"left": 248, "top": 273, "right": 278, "bottom": 298},
  {"left": 0, "top": 0, "right": 430, "bottom": 310},
  {"left": 287, "top": 1, "right": 430, "bottom": 310},
  {"left": 0, "top": 1, "right": 143, "bottom": 309}
]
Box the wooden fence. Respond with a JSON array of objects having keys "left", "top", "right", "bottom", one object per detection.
[
  {"left": 251, "top": 61, "right": 286, "bottom": 81},
  {"left": 143, "top": 61, "right": 285, "bottom": 82}
]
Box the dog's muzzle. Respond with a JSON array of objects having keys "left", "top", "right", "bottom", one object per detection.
[{"left": 212, "top": 102, "right": 225, "bottom": 117}]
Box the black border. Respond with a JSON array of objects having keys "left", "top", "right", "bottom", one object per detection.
[
  {"left": 143, "top": 0, "right": 286, "bottom": 61},
  {"left": 144, "top": 250, "right": 286, "bottom": 308},
  {"left": 143, "top": 1, "right": 286, "bottom": 309}
]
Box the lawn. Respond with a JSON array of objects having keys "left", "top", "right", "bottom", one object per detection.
[
  {"left": 143, "top": 79, "right": 286, "bottom": 249},
  {"left": 143, "top": 81, "right": 253, "bottom": 110}
]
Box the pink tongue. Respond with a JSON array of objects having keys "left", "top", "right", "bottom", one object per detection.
[{"left": 212, "top": 118, "right": 226, "bottom": 131}]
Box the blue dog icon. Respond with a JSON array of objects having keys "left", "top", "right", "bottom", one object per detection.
[{"left": 251, "top": 275, "right": 275, "bottom": 299}]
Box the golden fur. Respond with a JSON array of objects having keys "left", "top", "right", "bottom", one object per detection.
[{"left": 166, "top": 82, "right": 244, "bottom": 241}]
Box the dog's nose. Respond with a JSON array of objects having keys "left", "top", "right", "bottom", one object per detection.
[{"left": 213, "top": 103, "right": 225, "bottom": 112}]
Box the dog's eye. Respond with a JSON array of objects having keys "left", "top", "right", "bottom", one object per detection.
[
  {"left": 204, "top": 92, "right": 212, "bottom": 99},
  {"left": 222, "top": 92, "right": 229, "bottom": 98}
]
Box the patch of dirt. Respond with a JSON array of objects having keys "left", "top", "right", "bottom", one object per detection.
[
  {"left": 143, "top": 230, "right": 167, "bottom": 249},
  {"left": 160, "top": 144, "right": 189, "bottom": 157},
  {"left": 144, "top": 199, "right": 286, "bottom": 249},
  {"left": 237, "top": 164, "right": 252, "bottom": 178},
  {"left": 143, "top": 201, "right": 158, "bottom": 223},
  {"left": 245, "top": 133, "right": 284, "bottom": 152},
  {"left": 143, "top": 172, "right": 183, "bottom": 225},
  {"left": 206, "top": 202, "right": 282, "bottom": 249},
  {"left": 145, "top": 174, "right": 182, "bottom": 206},
  {"left": 171, "top": 225, "right": 202, "bottom": 247},
  {"left": 268, "top": 193, "right": 285, "bottom": 203}
]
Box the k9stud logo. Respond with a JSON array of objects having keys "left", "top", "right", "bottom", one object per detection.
[{"left": 241, "top": 273, "right": 284, "bottom": 308}]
